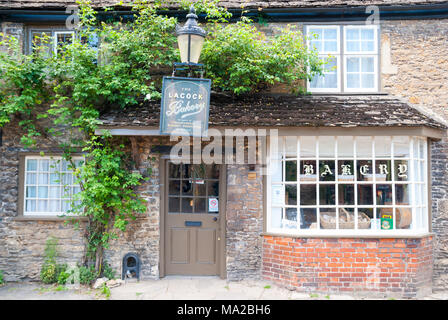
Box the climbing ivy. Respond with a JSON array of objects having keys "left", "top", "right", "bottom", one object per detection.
[{"left": 0, "top": 0, "right": 324, "bottom": 274}]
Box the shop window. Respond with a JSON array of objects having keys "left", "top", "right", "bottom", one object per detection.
[
  {"left": 22, "top": 156, "right": 83, "bottom": 216},
  {"left": 267, "top": 136, "right": 428, "bottom": 235},
  {"left": 306, "top": 25, "right": 379, "bottom": 93}
]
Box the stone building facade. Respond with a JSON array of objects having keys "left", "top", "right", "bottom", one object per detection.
[{"left": 1, "top": 1, "right": 448, "bottom": 298}]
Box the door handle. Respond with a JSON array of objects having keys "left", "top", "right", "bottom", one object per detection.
[{"left": 213, "top": 217, "right": 218, "bottom": 222}]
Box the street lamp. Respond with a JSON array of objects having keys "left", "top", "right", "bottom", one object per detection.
[{"left": 175, "top": 6, "right": 206, "bottom": 70}]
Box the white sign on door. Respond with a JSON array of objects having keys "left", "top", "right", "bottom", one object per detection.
[{"left": 209, "top": 198, "right": 219, "bottom": 212}]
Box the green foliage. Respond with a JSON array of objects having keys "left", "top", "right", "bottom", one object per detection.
[
  {"left": 69, "top": 134, "right": 147, "bottom": 267},
  {"left": 40, "top": 238, "right": 66, "bottom": 284},
  {"left": 201, "top": 18, "right": 324, "bottom": 95},
  {"left": 0, "top": 270, "right": 4, "bottom": 285},
  {"left": 101, "top": 262, "right": 116, "bottom": 280},
  {"left": 0, "top": 33, "right": 51, "bottom": 147},
  {"left": 0, "top": 0, "right": 323, "bottom": 273},
  {"left": 79, "top": 265, "right": 97, "bottom": 285},
  {"left": 100, "top": 283, "right": 111, "bottom": 299}
]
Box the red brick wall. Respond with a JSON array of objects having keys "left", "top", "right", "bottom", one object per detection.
[{"left": 262, "top": 236, "right": 433, "bottom": 298}]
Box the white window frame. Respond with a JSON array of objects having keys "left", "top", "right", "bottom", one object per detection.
[
  {"left": 343, "top": 55, "right": 379, "bottom": 93},
  {"left": 23, "top": 156, "right": 83, "bottom": 217},
  {"left": 266, "top": 135, "right": 429, "bottom": 237},
  {"left": 306, "top": 24, "right": 380, "bottom": 94},
  {"left": 306, "top": 25, "right": 341, "bottom": 93},
  {"left": 53, "top": 31, "right": 75, "bottom": 56}
]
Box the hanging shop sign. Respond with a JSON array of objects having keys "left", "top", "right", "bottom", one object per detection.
[{"left": 160, "top": 76, "right": 211, "bottom": 137}]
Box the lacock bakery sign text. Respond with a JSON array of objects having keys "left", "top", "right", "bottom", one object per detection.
[{"left": 160, "top": 76, "right": 211, "bottom": 137}]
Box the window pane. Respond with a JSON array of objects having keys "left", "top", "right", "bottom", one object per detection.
[
  {"left": 300, "top": 184, "right": 316, "bottom": 205},
  {"left": 39, "top": 160, "right": 49, "bottom": 171},
  {"left": 26, "top": 173, "right": 37, "bottom": 185},
  {"left": 378, "top": 208, "right": 394, "bottom": 230},
  {"left": 324, "top": 28, "right": 337, "bottom": 40},
  {"left": 169, "top": 197, "right": 180, "bottom": 213},
  {"left": 271, "top": 207, "right": 283, "bottom": 228},
  {"left": 26, "top": 200, "right": 36, "bottom": 212},
  {"left": 310, "top": 56, "right": 338, "bottom": 89},
  {"left": 319, "top": 184, "right": 335, "bottom": 205},
  {"left": 338, "top": 160, "right": 355, "bottom": 181},
  {"left": 319, "top": 136, "right": 335, "bottom": 158},
  {"left": 347, "top": 57, "right": 359, "bottom": 72},
  {"left": 361, "top": 29, "right": 374, "bottom": 40},
  {"left": 285, "top": 161, "right": 297, "bottom": 182},
  {"left": 285, "top": 136, "right": 297, "bottom": 158},
  {"left": 181, "top": 198, "right": 193, "bottom": 213},
  {"left": 393, "top": 136, "right": 410, "bottom": 158},
  {"left": 169, "top": 164, "right": 181, "bottom": 179},
  {"left": 285, "top": 185, "right": 297, "bottom": 205},
  {"left": 375, "top": 160, "right": 392, "bottom": 181},
  {"left": 27, "top": 159, "right": 37, "bottom": 171},
  {"left": 208, "top": 181, "right": 219, "bottom": 197},
  {"left": 320, "top": 208, "right": 337, "bottom": 229},
  {"left": 26, "top": 186, "right": 36, "bottom": 198},
  {"left": 337, "top": 137, "right": 354, "bottom": 157},
  {"left": 376, "top": 184, "right": 393, "bottom": 205},
  {"left": 338, "top": 184, "right": 354, "bottom": 205},
  {"left": 49, "top": 200, "right": 60, "bottom": 212},
  {"left": 359, "top": 208, "right": 374, "bottom": 229},
  {"left": 300, "top": 208, "right": 317, "bottom": 229},
  {"left": 361, "top": 74, "right": 374, "bottom": 88},
  {"left": 346, "top": 29, "right": 359, "bottom": 40},
  {"left": 50, "top": 173, "right": 60, "bottom": 185},
  {"left": 339, "top": 208, "right": 355, "bottom": 229},
  {"left": 38, "top": 186, "right": 48, "bottom": 198},
  {"left": 62, "top": 173, "right": 72, "bottom": 185},
  {"left": 194, "top": 198, "right": 206, "bottom": 213},
  {"left": 347, "top": 74, "right": 360, "bottom": 88},
  {"left": 374, "top": 137, "right": 391, "bottom": 157},
  {"left": 357, "top": 160, "right": 373, "bottom": 181},
  {"left": 169, "top": 180, "right": 181, "bottom": 195},
  {"left": 284, "top": 208, "right": 298, "bottom": 229},
  {"left": 395, "top": 184, "right": 410, "bottom": 205},
  {"left": 394, "top": 160, "right": 409, "bottom": 181},
  {"left": 323, "top": 74, "right": 338, "bottom": 88},
  {"left": 271, "top": 161, "right": 282, "bottom": 183},
  {"left": 346, "top": 41, "right": 360, "bottom": 52},
  {"left": 361, "top": 41, "right": 374, "bottom": 52},
  {"left": 38, "top": 173, "right": 48, "bottom": 185},
  {"left": 194, "top": 183, "right": 206, "bottom": 197},
  {"left": 49, "top": 186, "right": 60, "bottom": 198},
  {"left": 356, "top": 137, "right": 372, "bottom": 157},
  {"left": 38, "top": 200, "right": 48, "bottom": 212},
  {"left": 319, "top": 160, "right": 335, "bottom": 181},
  {"left": 324, "top": 40, "right": 337, "bottom": 52},
  {"left": 358, "top": 185, "right": 373, "bottom": 205},
  {"left": 300, "top": 137, "right": 316, "bottom": 157},
  {"left": 181, "top": 180, "right": 193, "bottom": 195},
  {"left": 396, "top": 207, "right": 412, "bottom": 229},
  {"left": 300, "top": 160, "right": 317, "bottom": 182}
]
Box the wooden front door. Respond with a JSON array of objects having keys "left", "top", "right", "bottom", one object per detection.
[{"left": 164, "top": 161, "right": 224, "bottom": 276}]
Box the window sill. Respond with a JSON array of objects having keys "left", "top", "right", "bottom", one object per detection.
[
  {"left": 14, "top": 216, "right": 88, "bottom": 222},
  {"left": 261, "top": 231, "right": 434, "bottom": 239}
]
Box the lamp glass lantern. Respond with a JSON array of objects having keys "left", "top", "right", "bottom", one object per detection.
[{"left": 176, "top": 6, "right": 206, "bottom": 64}]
